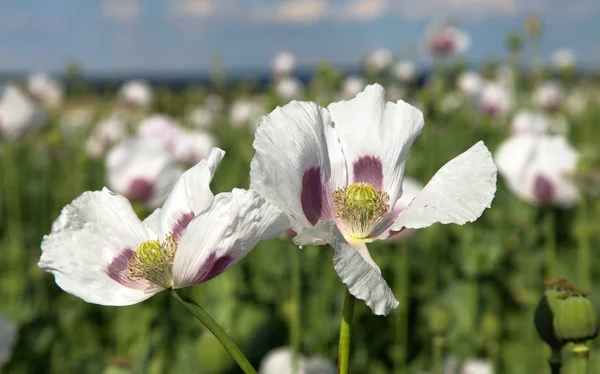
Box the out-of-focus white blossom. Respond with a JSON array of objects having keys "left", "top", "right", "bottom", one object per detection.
[
  {"left": 275, "top": 77, "right": 304, "bottom": 102},
  {"left": 86, "top": 113, "right": 127, "bottom": 159},
  {"left": 479, "top": 82, "right": 512, "bottom": 117},
  {"left": 272, "top": 51, "right": 296, "bottom": 78},
  {"left": 27, "top": 73, "right": 64, "bottom": 108},
  {"left": 172, "top": 130, "right": 215, "bottom": 165},
  {"left": 259, "top": 347, "right": 335, "bottom": 374},
  {"left": 138, "top": 114, "right": 182, "bottom": 152},
  {"left": 340, "top": 76, "right": 366, "bottom": 100},
  {"left": 551, "top": 49, "right": 576, "bottom": 70},
  {"left": 0, "top": 315, "right": 17, "bottom": 370},
  {"left": 461, "top": 359, "right": 493, "bottom": 374},
  {"left": 457, "top": 71, "right": 483, "bottom": 97},
  {"left": 0, "top": 84, "right": 46, "bottom": 140},
  {"left": 118, "top": 80, "right": 153, "bottom": 108},
  {"left": 392, "top": 60, "right": 417, "bottom": 83},
  {"left": 533, "top": 81, "right": 563, "bottom": 112},
  {"left": 229, "top": 98, "right": 264, "bottom": 129},
  {"left": 510, "top": 110, "right": 549, "bottom": 136},
  {"left": 425, "top": 23, "right": 470, "bottom": 57}
]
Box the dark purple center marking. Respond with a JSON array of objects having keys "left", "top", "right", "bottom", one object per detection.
[
  {"left": 105, "top": 249, "right": 146, "bottom": 289},
  {"left": 431, "top": 34, "right": 454, "bottom": 55},
  {"left": 353, "top": 156, "right": 383, "bottom": 190},
  {"left": 301, "top": 167, "right": 324, "bottom": 225},
  {"left": 533, "top": 174, "right": 555, "bottom": 205},
  {"left": 171, "top": 212, "right": 195, "bottom": 240},
  {"left": 127, "top": 178, "right": 154, "bottom": 203},
  {"left": 189, "top": 253, "right": 235, "bottom": 284}
]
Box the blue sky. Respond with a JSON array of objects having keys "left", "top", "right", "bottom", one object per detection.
[{"left": 0, "top": 0, "right": 599, "bottom": 73}]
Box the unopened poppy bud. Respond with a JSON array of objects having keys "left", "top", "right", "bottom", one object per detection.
[
  {"left": 554, "top": 291, "right": 598, "bottom": 343},
  {"left": 533, "top": 278, "right": 578, "bottom": 349}
]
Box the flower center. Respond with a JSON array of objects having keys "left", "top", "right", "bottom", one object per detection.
[
  {"left": 126, "top": 237, "right": 178, "bottom": 289},
  {"left": 333, "top": 182, "right": 390, "bottom": 239}
]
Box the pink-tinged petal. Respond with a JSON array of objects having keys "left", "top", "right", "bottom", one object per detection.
[
  {"left": 533, "top": 174, "right": 555, "bottom": 205},
  {"left": 127, "top": 178, "right": 154, "bottom": 203},
  {"left": 327, "top": 84, "right": 424, "bottom": 208},
  {"left": 39, "top": 188, "right": 161, "bottom": 306},
  {"left": 353, "top": 156, "right": 383, "bottom": 190},
  {"left": 106, "top": 137, "right": 183, "bottom": 209},
  {"left": 390, "top": 141, "right": 497, "bottom": 231},
  {"left": 172, "top": 189, "right": 289, "bottom": 288},
  {"left": 158, "top": 147, "right": 224, "bottom": 238},
  {"left": 301, "top": 167, "right": 325, "bottom": 225},
  {"left": 314, "top": 221, "right": 398, "bottom": 315},
  {"left": 250, "top": 100, "right": 346, "bottom": 238}
]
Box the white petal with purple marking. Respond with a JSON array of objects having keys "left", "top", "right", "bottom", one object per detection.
[
  {"left": 250, "top": 101, "right": 346, "bottom": 236},
  {"left": 158, "top": 147, "right": 225, "bottom": 239},
  {"left": 327, "top": 84, "right": 424, "bottom": 209},
  {"left": 172, "top": 188, "right": 289, "bottom": 288},
  {"left": 39, "top": 188, "right": 161, "bottom": 306},
  {"left": 390, "top": 141, "right": 497, "bottom": 231}
]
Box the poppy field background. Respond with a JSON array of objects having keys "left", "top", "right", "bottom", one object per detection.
[{"left": 1, "top": 23, "right": 600, "bottom": 374}]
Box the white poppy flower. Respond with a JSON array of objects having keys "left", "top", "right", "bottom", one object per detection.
[
  {"left": 340, "top": 76, "right": 366, "bottom": 100},
  {"left": 39, "top": 148, "right": 289, "bottom": 305},
  {"left": 0, "top": 315, "right": 17, "bottom": 370},
  {"left": 551, "top": 49, "right": 576, "bottom": 70},
  {"left": 457, "top": 71, "right": 483, "bottom": 97},
  {"left": 510, "top": 110, "right": 549, "bottom": 136},
  {"left": 0, "top": 84, "right": 46, "bottom": 140},
  {"left": 172, "top": 130, "right": 215, "bottom": 165},
  {"left": 495, "top": 134, "right": 579, "bottom": 207},
  {"left": 118, "top": 80, "right": 153, "bottom": 108},
  {"left": 533, "top": 81, "right": 563, "bottom": 112},
  {"left": 187, "top": 106, "right": 216, "bottom": 129},
  {"left": 27, "top": 73, "right": 64, "bottom": 108},
  {"left": 426, "top": 23, "right": 470, "bottom": 57},
  {"left": 275, "top": 77, "right": 304, "bottom": 102},
  {"left": 59, "top": 106, "right": 95, "bottom": 138},
  {"left": 86, "top": 113, "right": 127, "bottom": 159},
  {"left": 461, "top": 359, "right": 493, "bottom": 374},
  {"left": 259, "top": 347, "right": 335, "bottom": 374},
  {"left": 479, "top": 82, "right": 512, "bottom": 117},
  {"left": 365, "top": 48, "right": 393, "bottom": 73},
  {"left": 138, "top": 114, "right": 183, "bottom": 152},
  {"left": 272, "top": 51, "right": 297, "bottom": 78},
  {"left": 229, "top": 99, "right": 264, "bottom": 129},
  {"left": 106, "top": 137, "right": 183, "bottom": 208},
  {"left": 251, "top": 84, "right": 497, "bottom": 315},
  {"left": 392, "top": 60, "right": 417, "bottom": 83}
]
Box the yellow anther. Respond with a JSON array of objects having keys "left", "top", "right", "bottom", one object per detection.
[{"left": 333, "top": 182, "right": 389, "bottom": 239}]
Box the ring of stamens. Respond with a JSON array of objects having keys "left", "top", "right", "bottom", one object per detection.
[
  {"left": 333, "top": 182, "right": 390, "bottom": 239},
  {"left": 126, "top": 235, "right": 178, "bottom": 289}
]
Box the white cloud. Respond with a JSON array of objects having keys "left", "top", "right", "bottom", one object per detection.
[
  {"left": 252, "top": 0, "right": 329, "bottom": 23},
  {"left": 336, "top": 0, "right": 390, "bottom": 22},
  {"left": 170, "top": 0, "right": 223, "bottom": 18},
  {"left": 395, "top": 0, "right": 526, "bottom": 20},
  {"left": 102, "top": 0, "right": 139, "bottom": 22}
]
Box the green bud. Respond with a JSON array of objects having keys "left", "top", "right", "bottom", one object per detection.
[
  {"left": 425, "top": 303, "right": 452, "bottom": 337},
  {"left": 554, "top": 292, "right": 598, "bottom": 344},
  {"left": 533, "top": 278, "right": 578, "bottom": 349}
]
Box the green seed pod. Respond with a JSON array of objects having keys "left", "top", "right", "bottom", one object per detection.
[
  {"left": 425, "top": 303, "right": 452, "bottom": 337},
  {"left": 533, "top": 278, "right": 578, "bottom": 349},
  {"left": 554, "top": 293, "right": 598, "bottom": 344}
]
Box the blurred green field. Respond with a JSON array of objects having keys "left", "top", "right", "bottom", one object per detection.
[{"left": 1, "top": 59, "right": 600, "bottom": 374}]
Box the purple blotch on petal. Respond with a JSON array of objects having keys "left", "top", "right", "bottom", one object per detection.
[
  {"left": 172, "top": 212, "right": 195, "bottom": 240},
  {"left": 353, "top": 156, "right": 383, "bottom": 189},
  {"left": 105, "top": 249, "right": 146, "bottom": 289},
  {"left": 127, "top": 178, "right": 154, "bottom": 203},
  {"left": 189, "top": 253, "right": 234, "bottom": 284},
  {"left": 301, "top": 167, "right": 323, "bottom": 225},
  {"left": 534, "top": 174, "right": 555, "bottom": 205}
]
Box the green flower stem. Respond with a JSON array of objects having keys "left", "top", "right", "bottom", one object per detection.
[
  {"left": 291, "top": 246, "right": 302, "bottom": 374},
  {"left": 572, "top": 344, "right": 590, "bottom": 374},
  {"left": 544, "top": 209, "right": 557, "bottom": 279},
  {"left": 338, "top": 288, "right": 356, "bottom": 374},
  {"left": 170, "top": 289, "right": 257, "bottom": 374},
  {"left": 431, "top": 336, "right": 444, "bottom": 374},
  {"left": 577, "top": 201, "right": 591, "bottom": 290},
  {"left": 394, "top": 243, "right": 409, "bottom": 373},
  {"left": 548, "top": 348, "right": 562, "bottom": 374}
]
